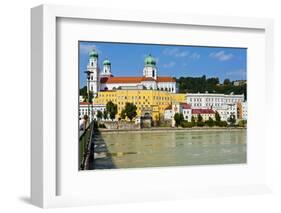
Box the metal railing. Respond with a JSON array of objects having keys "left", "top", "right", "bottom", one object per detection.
[{"left": 79, "top": 121, "right": 94, "bottom": 170}]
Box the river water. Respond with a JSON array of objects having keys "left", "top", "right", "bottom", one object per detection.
[{"left": 89, "top": 129, "right": 246, "bottom": 170}]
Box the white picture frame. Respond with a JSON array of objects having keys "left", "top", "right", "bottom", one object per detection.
[{"left": 31, "top": 4, "right": 274, "bottom": 208}]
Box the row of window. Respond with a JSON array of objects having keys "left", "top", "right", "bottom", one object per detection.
[
  {"left": 97, "top": 94, "right": 171, "bottom": 101},
  {"left": 189, "top": 97, "right": 243, "bottom": 103}
]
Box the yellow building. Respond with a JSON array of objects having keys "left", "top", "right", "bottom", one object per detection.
[{"left": 93, "top": 90, "right": 186, "bottom": 120}]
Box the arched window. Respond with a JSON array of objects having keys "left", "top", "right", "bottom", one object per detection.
[
  {"left": 104, "top": 87, "right": 108, "bottom": 91},
  {"left": 152, "top": 70, "right": 155, "bottom": 77}
]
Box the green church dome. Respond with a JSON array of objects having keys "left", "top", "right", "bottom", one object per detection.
[
  {"left": 89, "top": 49, "right": 98, "bottom": 58},
  {"left": 103, "top": 59, "right": 111, "bottom": 65},
  {"left": 144, "top": 54, "right": 156, "bottom": 66}
]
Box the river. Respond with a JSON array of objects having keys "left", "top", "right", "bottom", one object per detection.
[{"left": 89, "top": 129, "right": 246, "bottom": 170}]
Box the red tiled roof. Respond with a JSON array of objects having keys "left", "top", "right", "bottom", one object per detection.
[
  {"left": 100, "top": 76, "right": 175, "bottom": 84},
  {"left": 79, "top": 102, "right": 91, "bottom": 105},
  {"left": 192, "top": 109, "right": 215, "bottom": 114},
  {"left": 180, "top": 103, "right": 191, "bottom": 109},
  {"left": 142, "top": 77, "right": 156, "bottom": 81},
  {"left": 157, "top": 76, "right": 176, "bottom": 82}
]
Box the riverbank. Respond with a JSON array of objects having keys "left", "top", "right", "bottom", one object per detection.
[{"left": 99, "top": 127, "right": 246, "bottom": 134}]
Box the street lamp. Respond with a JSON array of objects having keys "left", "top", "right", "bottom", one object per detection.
[{"left": 84, "top": 70, "right": 93, "bottom": 123}]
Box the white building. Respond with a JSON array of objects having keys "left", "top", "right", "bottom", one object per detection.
[
  {"left": 86, "top": 50, "right": 177, "bottom": 96},
  {"left": 191, "top": 109, "right": 215, "bottom": 121},
  {"left": 164, "top": 103, "right": 192, "bottom": 123},
  {"left": 186, "top": 92, "right": 246, "bottom": 121},
  {"left": 187, "top": 92, "right": 244, "bottom": 110},
  {"left": 79, "top": 102, "right": 106, "bottom": 121}
]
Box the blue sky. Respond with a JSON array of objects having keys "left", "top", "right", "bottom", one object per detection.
[{"left": 79, "top": 41, "right": 246, "bottom": 88}]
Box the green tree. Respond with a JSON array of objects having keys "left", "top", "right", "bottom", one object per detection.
[
  {"left": 223, "top": 78, "right": 231, "bottom": 85},
  {"left": 191, "top": 115, "right": 196, "bottom": 123},
  {"left": 238, "top": 120, "right": 247, "bottom": 127},
  {"left": 124, "top": 102, "right": 137, "bottom": 121},
  {"left": 79, "top": 86, "right": 87, "bottom": 96},
  {"left": 120, "top": 109, "right": 126, "bottom": 119},
  {"left": 215, "top": 111, "right": 221, "bottom": 122},
  {"left": 103, "top": 110, "right": 108, "bottom": 120},
  {"left": 106, "top": 101, "right": 118, "bottom": 121},
  {"left": 196, "top": 114, "right": 205, "bottom": 126},
  {"left": 206, "top": 117, "right": 215, "bottom": 127},
  {"left": 174, "top": 113, "right": 184, "bottom": 127},
  {"left": 227, "top": 114, "right": 236, "bottom": 126},
  {"left": 197, "top": 114, "right": 203, "bottom": 122},
  {"left": 97, "top": 110, "right": 103, "bottom": 121},
  {"left": 174, "top": 113, "right": 180, "bottom": 127}
]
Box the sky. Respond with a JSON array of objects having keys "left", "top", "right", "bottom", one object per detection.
[{"left": 79, "top": 41, "right": 247, "bottom": 88}]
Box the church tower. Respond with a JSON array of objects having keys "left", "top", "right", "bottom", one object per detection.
[
  {"left": 143, "top": 54, "right": 157, "bottom": 80},
  {"left": 87, "top": 49, "right": 99, "bottom": 95},
  {"left": 100, "top": 59, "right": 112, "bottom": 77}
]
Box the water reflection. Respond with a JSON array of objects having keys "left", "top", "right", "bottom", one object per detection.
[{"left": 89, "top": 129, "right": 246, "bottom": 170}]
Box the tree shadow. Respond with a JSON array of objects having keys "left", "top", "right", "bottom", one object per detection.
[{"left": 88, "top": 128, "right": 116, "bottom": 170}]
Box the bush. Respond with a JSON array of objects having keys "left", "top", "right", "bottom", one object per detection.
[
  {"left": 238, "top": 120, "right": 247, "bottom": 127},
  {"left": 197, "top": 121, "right": 205, "bottom": 127},
  {"left": 219, "top": 121, "right": 228, "bottom": 127},
  {"left": 205, "top": 117, "right": 215, "bottom": 127},
  {"left": 180, "top": 121, "right": 194, "bottom": 128}
]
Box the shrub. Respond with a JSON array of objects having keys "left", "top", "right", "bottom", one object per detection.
[
  {"left": 205, "top": 117, "right": 215, "bottom": 127},
  {"left": 238, "top": 120, "right": 247, "bottom": 127},
  {"left": 197, "top": 121, "right": 205, "bottom": 127}
]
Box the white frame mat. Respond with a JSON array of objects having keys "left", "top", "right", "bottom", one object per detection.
[{"left": 31, "top": 4, "right": 274, "bottom": 208}]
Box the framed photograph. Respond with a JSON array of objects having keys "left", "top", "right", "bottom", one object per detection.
[{"left": 31, "top": 4, "right": 274, "bottom": 208}]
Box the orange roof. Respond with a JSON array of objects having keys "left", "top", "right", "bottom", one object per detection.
[
  {"left": 79, "top": 102, "right": 91, "bottom": 105},
  {"left": 157, "top": 76, "right": 176, "bottom": 82},
  {"left": 100, "top": 76, "right": 175, "bottom": 84}
]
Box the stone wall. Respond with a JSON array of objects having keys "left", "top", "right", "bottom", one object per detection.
[{"left": 103, "top": 121, "right": 140, "bottom": 130}]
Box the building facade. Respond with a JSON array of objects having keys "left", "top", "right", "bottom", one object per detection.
[
  {"left": 94, "top": 89, "right": 186, "bottom": 121},
  {"left": 86, "top": 50, "right": 177, "bottom": 95},
  {"left": 186, "top": 92, "right": 246, "bottom": 121},
  {"left": 191, "top": 109, "right": 215, "bottom": 121},
  {"left": 164, "top": 103, "right": 192, "bottom": 122},
  {"left": 79, "top": 102, "right": 106, "bottom": 121}
]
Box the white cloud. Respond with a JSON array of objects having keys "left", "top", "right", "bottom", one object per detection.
[
  {"left": 163, "top": 61, "right": 176, "bottom": 68},
  {"left": 162, "top": 48, "right": 189, "bottom": 58},
  {"left": 226, "top": 69, "right": 246, "bottom": 78},
  {"left": 209, "top": 51, "right": 234, "bottom": 61},
  {"left": 80, "top": 44, "right": 101, "bottom": 54},
  {"left": 162, "top": 47, "right": 201, "bottom": 61},
  {"left": 189, "top": 52, "right": 201, "bottom": 60}
]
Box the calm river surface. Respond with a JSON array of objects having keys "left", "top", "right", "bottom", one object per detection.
[{"left": 89, "top": 129, "right": 246, "bottom": 170}]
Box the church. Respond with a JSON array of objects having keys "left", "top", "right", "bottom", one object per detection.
[{"left": 86, "top": 49, "right": 177, "bottom": 95}]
